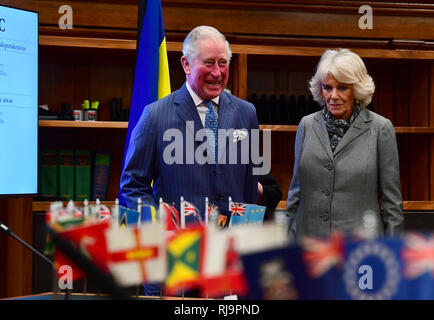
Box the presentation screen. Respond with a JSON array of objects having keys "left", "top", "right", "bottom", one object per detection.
[{"left": 0, "top": 5, "right": 38, "bottom": 195}]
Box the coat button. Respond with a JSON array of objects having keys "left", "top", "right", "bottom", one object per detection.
[
  {"left": 319, "top": 212, "right": 329, "bottom": 221},
  {"left": 323, "top": 189, "right": 330, "bottom": 196},
  {"left": 326, "top": 163, "right": 333, "bottom": 171}
]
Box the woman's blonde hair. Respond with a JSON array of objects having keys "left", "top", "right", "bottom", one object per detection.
[{"left": 309, "top": 48, "right": 375, "bottom": 107}]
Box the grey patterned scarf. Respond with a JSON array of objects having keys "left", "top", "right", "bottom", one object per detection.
[{"left": 323, "top": 104, "right": 361, "bottom": 152}]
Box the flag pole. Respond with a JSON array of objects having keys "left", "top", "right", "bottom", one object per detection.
[
  {"left": 137, "top": 197, "right": 142, "bottom": 227},
  {"left": 114, "top": 198, "right": 120, "bottom": 228},
  {"left": 96, "top": 198, "right": 101, "bottom": 220},
  {"left": 180, "top": 196, "right": 185, "bottom": 229},
  {"left": 228, "top": 197, "right": 233, "bottom": 228},
  {"left": 158, "top": 197, "right": 165, "bottom": 300},
  {"left": 136, "top": 197, "right": 143, "bottom": 297},
  {"left": 84, "top": 199, "right": 89, "bottom": 220},
  {"left": 158, "top": 197, "right": 164, "bottom": 222},
  {"left": 205, "top": 197, "right": 209, "bottom": 226},
  {"left": 180, "top": 197, "right": 185, "bottom": 299},
  {"left": 83, "top": 199, "right": 88, "bottom": 294}
]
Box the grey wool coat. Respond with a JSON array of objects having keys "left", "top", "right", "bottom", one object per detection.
[{"left": 286, "top": 107, "right": 404, "bottom": 241}]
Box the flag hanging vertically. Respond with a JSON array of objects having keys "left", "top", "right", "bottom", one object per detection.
[{"left": 121, "top": 0, "right": 171, "bottom": 173}]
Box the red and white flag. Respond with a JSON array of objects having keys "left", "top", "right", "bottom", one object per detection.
[
  {"left": 159, "top": 201, "right": 180, "bottom": 232},
  {"left": 106, "top": 221, "right": 166, "bottom": 286},
  {"left": 201, "top": 227, "right": 247, "bottom": 297},
  {"left": 301, "top": 232, "right": 345, "bottom": 278},
  {"left": 402, "top": 233, "right": 434, "bottom": 279},
  {"left": 54, "top": 220, "right": 111, "bottom": 281}
]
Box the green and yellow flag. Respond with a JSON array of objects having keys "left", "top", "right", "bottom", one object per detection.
[{"left": 165, "top": 227, "right": 204, "bottom": 293}]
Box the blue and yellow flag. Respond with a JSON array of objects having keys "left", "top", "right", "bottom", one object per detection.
[
  {"left": 122, "top": 0, "right": 171, "bottom": 171},
  {"left": 118, "top": 205, "right": 157, "bottom": 226}
]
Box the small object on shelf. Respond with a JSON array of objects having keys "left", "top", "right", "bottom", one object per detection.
[
  {"left": 82, "top": 99, "right": 90, "bottom": 110},
  {"left": 86, "top": 100, "right": 99, "bottom": 121},
  {"left": 38, "top": 105, "right": 59, "bottom": 120},
  {"left": 122, "top": 108, "right": 129, "bottom": 121},
  {"left": 110, "top": 98, "right": 121, "bottom": 121},
  {"left": 84, "top": 109, "right": 97, "bottom": 121},
  {"left": 91, "top": 101, "right": 99, "bottom": 110},
  {"left": 82, "top": 99, "right": 97, "bottom": 121},
  {"left": 72, "top": 109, "right": 83, "bottom": 121},
  {"left": 60, "top": 102, "right": 72, "bottom": 120}
]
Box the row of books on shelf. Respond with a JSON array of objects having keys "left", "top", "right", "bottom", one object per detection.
[
  {"left": 38, "top": 149, "right": 111, "bottom": 201},
  {"left": 248, "top": 93, "right": 375, "bottom": 126},
  {"left": 248, "top": 93, "right": 322, "bottom": 125}
]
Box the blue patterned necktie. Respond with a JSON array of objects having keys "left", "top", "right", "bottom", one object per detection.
[{"left": 203, "top": 100, "right": 218, "bottom": 164}]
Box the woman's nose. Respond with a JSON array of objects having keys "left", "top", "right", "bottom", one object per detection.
[{"left": 331, "top": 88, "right": 339, "bottom": 99}]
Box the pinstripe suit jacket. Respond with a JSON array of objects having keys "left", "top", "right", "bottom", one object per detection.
[
  {"left": 286, "top": 108, "right": 404, "bottom": 241},
  {"left": 119, "top": 83, "right": 259, "bottom": 224}
]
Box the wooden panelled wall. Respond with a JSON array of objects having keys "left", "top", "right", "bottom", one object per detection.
[
  {"left": 371, "top": 61, "right": 434, "bottom": 202},
  {"left": 0, "top": 0, "right": 433, "bottom": 298}
]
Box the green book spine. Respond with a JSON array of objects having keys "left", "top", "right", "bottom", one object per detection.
[
  {"left": 39, "top": 149, "right": 58, "bottom": 197},
  {"left": 58, "top": 149, "right": 74, "bottom": 200},
  {"left": 92, "top": 151, "right": 111, "bottom": 200},
  {"left": 74, "top": 149, "right": 91, "bottom": 201}
]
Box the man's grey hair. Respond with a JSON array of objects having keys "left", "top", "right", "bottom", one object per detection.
[{"left": 182, "top": 25, "right": 232, "bottom": 64}]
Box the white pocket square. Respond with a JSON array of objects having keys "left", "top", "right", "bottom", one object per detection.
[{"left": 233, "top": 129, "right": 248, "bottom": 143}]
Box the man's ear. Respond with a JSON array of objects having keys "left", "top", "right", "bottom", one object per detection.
[{"left": 181, "top": 56, "right": 191, "bottom": 75}]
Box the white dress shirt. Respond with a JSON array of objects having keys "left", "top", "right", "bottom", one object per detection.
[{"left": 186, "top": 81, "right": 219, "bottom": 127}]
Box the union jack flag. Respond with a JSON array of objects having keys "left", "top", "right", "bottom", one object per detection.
[
  {"left": 207, "top": 203, "right": 219, "bottom": 218},
  {"left": 184, "top": 201, "right": 198, "bottom": 217},
  {"left": 183, "top": 200, "right": 203, "bottom": 225},
  {"left": 230, "top": 202, "right": 246, "bottom": 217},
  {"left": 98, "top": 205, "right": 112, "bottom": 221},
  {"left": 301, "top": 232, "right": 344, "bottom": 278},
  {"left": 401, "top": 233, "right": 434, "bottom": 279}
]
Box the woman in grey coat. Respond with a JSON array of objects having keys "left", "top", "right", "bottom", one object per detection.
[{"left": 286, "top": 48, "right": 403, "bottom": 241}]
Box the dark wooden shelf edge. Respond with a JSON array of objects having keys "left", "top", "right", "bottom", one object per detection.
[
  {"left": 38, "top": 120, "right": 128, "bottom": 129},
  {"left": 38, "top": 121, "right": 434, "bottom": 133}
]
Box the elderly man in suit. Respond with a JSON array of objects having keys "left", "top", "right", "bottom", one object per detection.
[
  {"left": 119, "top": 25, "right": 259, "bottom": 225},
  {"left": 287, "top": 48, "right": 403, "bottom": 242}
]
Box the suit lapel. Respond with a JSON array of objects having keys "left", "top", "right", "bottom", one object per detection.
[
  {"left": 332, "top": 107, "right": 372, "bottom": 157},
  {"left": 216, "top": 91, "right": 234, "bottom": 163},
  {"left": 217, "top": 91, "right": 234, "bottom": 131},
  {"left": 313, "top": 112, "right": 334, "bottom": 160},
  {"left": 174, "top": 83, "right": 203, "bottom": 136}
]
